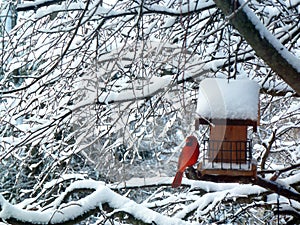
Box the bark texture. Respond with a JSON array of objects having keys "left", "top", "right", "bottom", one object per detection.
[{"left": 213, "top": 0, "right": 300, "bottom": 95}]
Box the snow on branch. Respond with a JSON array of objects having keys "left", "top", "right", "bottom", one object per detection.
[
  {"left": 239, "top": 0, "right": 300, "bottom": 73},
  {"left": 96, "top": 41, "right": 209, "bottom": 104},
  {"left": 98, "top": 76, "right": 172, "bottom": 105},
  {"left": 213, "top": 0, "right": 300, "bottom": 95},
  {"left": 112, "top": 176, "right": 300, "bottom": 220},
  {"left": 0, "top": 180, "right": 195, "bottom": 225},
  {"left": 16, "top": 0, "right": 216, "bottom": 17},
  {"left": 16, "top": 0, "right": 65, "bottom": 12},
  {"left": 142, "top": 0, "right": 216, "bottom": 16},
  {"left": 109, "top": 176, "right": 238, "bottom": 191},
  {"left": 184, "top": 166, "right": 300, "bottom": 203},
  {"left": 0, "top": 176, "right": 284, "bottom": 224}
]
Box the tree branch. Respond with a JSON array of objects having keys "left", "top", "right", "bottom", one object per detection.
[
  {"left": 186, "top": 167, "right": 300, "bottom": 203},
  {"left": 0, "top": 181, "right": 193, "bottom": 225},
  {"left": 16, "top": 0, "right": 65, "bottom": 12},
  {"left": 258, "top": 162, "right": 300, "bottom": 176},
  {"left": 213, "top": 0, "right": 300, "bottom": 95},
  {"left": 253, "top": 176, "right": 300, "bottom": 202},
  {"left": 261, "top": 129, "right": 277, "bottom": 171}
]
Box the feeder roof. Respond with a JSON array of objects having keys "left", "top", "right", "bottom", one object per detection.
[{"left": 196, "top": 78, "right": 260, "bottom": 121}]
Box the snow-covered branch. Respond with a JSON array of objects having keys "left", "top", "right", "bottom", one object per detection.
[
  {"left": 213, "top": 0, "right": 300, "bottom": 94},
  {"left": 0, "top": 180, "right": 195, "bottom": 225},
  {"left": 16, "top": 0, "right": 65, "bottom": 12},
  {"left": 2, "top": 175, "right": 298, "bottom": 224}
]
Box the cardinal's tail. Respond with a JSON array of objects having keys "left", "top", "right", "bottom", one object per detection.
[{"left": 172, "top": 171, "right": 183, "bottom": 188}]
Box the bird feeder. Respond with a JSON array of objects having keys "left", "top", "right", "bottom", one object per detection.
[{"left": 195, "top": 78, "right": 260, "bottom": 179}]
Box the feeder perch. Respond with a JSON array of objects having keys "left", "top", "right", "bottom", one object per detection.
[{"left": 195, "top": 78, "right": 260, "bottom": 179}]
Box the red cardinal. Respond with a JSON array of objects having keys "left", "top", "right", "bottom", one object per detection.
[{"left": 172, "top": 135, "right": 200, "bottom": 188}]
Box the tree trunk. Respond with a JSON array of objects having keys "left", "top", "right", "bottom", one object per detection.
[{"left": 213, "top": 0, "right": 300, "bottom": 95}]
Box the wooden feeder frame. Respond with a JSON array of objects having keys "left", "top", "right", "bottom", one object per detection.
[{"left": 195, "top": 118, "right": 257, "bottom": 179}]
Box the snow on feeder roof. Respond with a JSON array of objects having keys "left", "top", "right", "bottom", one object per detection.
[{"left": 196, "top": 78, "right": 260, "bottom": 121}]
